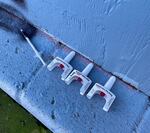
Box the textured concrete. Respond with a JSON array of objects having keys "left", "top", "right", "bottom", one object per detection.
[
  {"left": 0, "top": 30, "right": 41, "bottom": 100},
  {"left": 20, "top": 67, "right": 148, "bottom": 133},
  {"left": 137, "top": 106, "right": 150, "bottom": 133},
  {"left": 0, "top": 29, "right": 148, "bottom": 133},
  {"left": 0, "top": 0, "right": 150, "bottom": 133},
  {"left": 4, "top": 0, "right": 150, "bottom": 96}
]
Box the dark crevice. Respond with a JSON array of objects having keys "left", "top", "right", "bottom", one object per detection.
[{"left": 51, "top": 97, "right": 55, "bottom": 105}]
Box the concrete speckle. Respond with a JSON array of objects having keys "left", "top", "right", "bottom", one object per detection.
[
  {"left": 14, "top": 81, "right": 24, "bottom": 90},
  {"left": 51, "top": 110, "right": 56, "bottom": 120},
  {"left": 51, "top": 97, "right": 55, "bottom": 105},
  {"left": 20, "top": 66, "right": 148, "bottom": 133},
  {"left": 0, "top": 0, "right": 150, "bottom": 133}
]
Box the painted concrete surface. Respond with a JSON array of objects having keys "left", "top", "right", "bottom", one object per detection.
[
  {"left": 0, "top": 0, "right": 150, "bottom": 133},
  {"left": 4, "top": 0, "right": 150, "bottom": 96},
  {"left": 0, "top": 27, "right": 149, "bottom": 133},
  {"left": 20, "top": 67, "right": 148, "bottom": 133},
  {"left": 0, "top": 30, "right": 41, "bottom": 100},
  {"left": 137, "top": 106, "right": 150, "bottom": 133}
]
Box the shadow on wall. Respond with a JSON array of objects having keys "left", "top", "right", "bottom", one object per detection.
[
  {"left": 12, "top": 0, "right": 27, "bottom": 8},
  {"left": 0, "top": 2, "right": 36, "bottom": 39}
]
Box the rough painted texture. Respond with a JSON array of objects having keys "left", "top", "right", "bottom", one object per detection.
[
  {"left": 0, "top": 30, "right": 41, "bottom": 99},
  {"left": 137, "top": 106, "right": 150, "bottom": 133},
  {"left": 3, "top": 0, "right": 150, "bottom": 96},
  {"left": 0, "top": 0, "right": 150, "bottom": 133},
  {"left": 0, "top": 28, "right": 149, "bottom": 133},
  {"left": 20, "top": 67, "right": 148, "bottom": 133}
]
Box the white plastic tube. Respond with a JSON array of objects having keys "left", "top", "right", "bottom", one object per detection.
[
  {"left": 64, "top": 51, "right": 75, "bottom": 63},
  {"left": 82, "top": 63, "right": 94, "bottom": 76},
  {"left": 104, "top": 76, "right": 116, "bottom": 91},
  {"left": 20, "top": 29, "right": 46, "bottom": 66}
]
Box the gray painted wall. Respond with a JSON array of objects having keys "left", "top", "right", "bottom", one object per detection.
[{"left": 6, "top": 0, "right": 150, "bottom": 96}]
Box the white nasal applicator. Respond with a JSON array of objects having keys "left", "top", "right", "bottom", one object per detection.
[
  {"left": 87, "top": 76, "right": 116, "bottom": 112},
  {"left": 47, "top": 51, "right": 75, "bottom": 80},
  {"left": 65, "top": 63, "right": 94, "bottom": 95}
]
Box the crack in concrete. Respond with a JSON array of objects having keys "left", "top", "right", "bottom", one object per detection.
[
  {"left": 125, "top": 43, "right": 149, "bottom": 76},
  {"left": 132, "top": 98, "right": 150, "bottom": 133}
]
